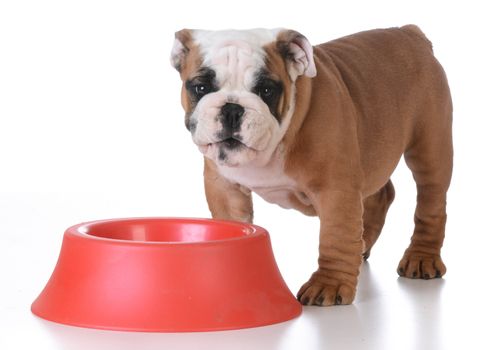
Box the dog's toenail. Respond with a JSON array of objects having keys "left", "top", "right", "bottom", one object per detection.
[
  {"left": 412, "top": 271, "right": 418, "bottom": 278},
  {"left": 335, "top": 295, "right": 342, "bottom": 305},
  {"left": 315, "top": 296, "right": 325, "bottom": 306},
  {"left": 423, "top": 273, "right": 430, "bottom": 280},
  {"left": 398, "top": 268, "right": 404, "bottom": 276},
  {"left": 435, "top": 270, "right": 441, "bottom": 278}
]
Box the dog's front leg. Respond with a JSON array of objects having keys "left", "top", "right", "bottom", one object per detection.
[
  {"left": 298, "top": 190, "right": 364, "bottom": 306},
  {"left": 203, "top": 158, "right": 253, "bottom": 223}
]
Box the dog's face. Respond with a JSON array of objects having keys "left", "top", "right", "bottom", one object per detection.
[{"left": 171, "top": 28, "right": 316, "bottom": 167}]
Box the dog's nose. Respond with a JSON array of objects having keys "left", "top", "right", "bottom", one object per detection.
[{"left": 221, "top": 103, "right": 244, "bottom": 132}]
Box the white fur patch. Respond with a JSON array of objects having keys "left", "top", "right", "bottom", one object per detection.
[
  {"left": 192, "top": 29, "right": 280, "bottom": 92},
  {"left": 194, "top": 30, "right": 273, "bottom": 89},
  {"left": 218, "top": 145, "right": 302, "bottom": 209}
]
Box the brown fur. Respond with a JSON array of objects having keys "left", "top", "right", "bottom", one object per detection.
[
  {"left": 173, "top": 30, "right": 203, "bottom": 127},
  {"left": 263, "top": 44, "right": 293, "bottom": 120},
  {"left": 289, "top": 26, "right": 452, "bottom": 305},
  {"left": 179, "top": 26, "right": 453, "bottom": 306},
  {"left": 204, "top": 159, "right": 254, "bottom": 223}
]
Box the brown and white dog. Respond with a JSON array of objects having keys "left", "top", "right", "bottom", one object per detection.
[{"left": 170, "top": 25, "right": 452, "bottom": 306}]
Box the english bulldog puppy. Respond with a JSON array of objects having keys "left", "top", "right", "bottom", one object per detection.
[{"left": 170, "top": 25, "right": 452, "bottom": 306}]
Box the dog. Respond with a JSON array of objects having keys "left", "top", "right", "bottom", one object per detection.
[{"left": 170, "top": 25, "right": 453, "bottom": 306}]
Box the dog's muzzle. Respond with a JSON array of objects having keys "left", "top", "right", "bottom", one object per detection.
[{"left": 217, "top": 102, "right": 245, "bottom": 149}]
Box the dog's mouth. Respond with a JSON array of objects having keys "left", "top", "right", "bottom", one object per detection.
[
  {"left": 216, "top": 137, "right": 243, "bottom": 150},
  {"left": 196, "top": 135, "right": 261, "bottom": 167},
  {"left": 197, "top": 137, "right": 248, "bottom": 156}
]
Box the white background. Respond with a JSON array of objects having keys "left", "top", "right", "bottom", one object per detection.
[{"left": 1, "top": 0, "right": 489, "bottom": 349}]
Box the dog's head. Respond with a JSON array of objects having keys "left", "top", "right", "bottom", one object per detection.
[{"left": 171, "top": 28, "right": 316, "bottom": 167}]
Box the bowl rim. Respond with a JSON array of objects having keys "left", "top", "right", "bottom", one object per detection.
[{"left": 66, "top": 217, "right": 267, "bottom": 246}]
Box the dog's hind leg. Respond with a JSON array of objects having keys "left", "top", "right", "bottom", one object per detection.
[
  {"left": 362, "top": 179, "right": 395, "bottom": 260},
  {"left": 397, "top": 95, "right": 453, "bottom": 279}
]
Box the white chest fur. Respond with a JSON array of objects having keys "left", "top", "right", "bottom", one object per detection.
[{"left": 217, "top": 148, "right": 312, "bottom": 210}]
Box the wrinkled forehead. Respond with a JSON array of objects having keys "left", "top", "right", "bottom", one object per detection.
[{"left": 192, "top": 29, "right": 279, "bottom": 89}]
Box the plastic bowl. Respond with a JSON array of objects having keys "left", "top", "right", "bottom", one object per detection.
[{"left": 31, "top": 218, "right": 301, "bottom": 332}]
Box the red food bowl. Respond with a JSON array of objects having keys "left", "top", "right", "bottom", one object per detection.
[{"left": 31, "top": 218, "right": 301, "bottom": 332}]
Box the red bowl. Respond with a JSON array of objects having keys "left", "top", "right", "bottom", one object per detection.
[{"left": 31, "top": 218, "right": 301, "bottom": 332}]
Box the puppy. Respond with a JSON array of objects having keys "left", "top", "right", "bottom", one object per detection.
[{"left": 170, "top": 25, "right": 452, "bottom": 306}]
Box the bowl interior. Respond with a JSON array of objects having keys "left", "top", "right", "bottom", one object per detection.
[{"left": 79, "top": 219, "right": 255, "bottom": 243}]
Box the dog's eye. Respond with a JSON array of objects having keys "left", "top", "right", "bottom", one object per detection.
[
  {"left": 194, "top": 84, "right": 212, "bottom": 97},
  {"left": 185, "top": 67, "right": 217, "bottom": 101},
  {"left": 259, "top": 86, "right": 275, "bottom": 100},
  {"left": 253, "top": 78, "right": 281, "bottom": 103},
  {"left": 252, "top": 73, "right": 283, "bottom": 119}
]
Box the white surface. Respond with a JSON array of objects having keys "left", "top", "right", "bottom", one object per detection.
[
  {"left": 1, "top": 191, "right": 488, "bottom": 350},
  {"left": 1, "top": 1, "right": 489, "bottom": 349}
]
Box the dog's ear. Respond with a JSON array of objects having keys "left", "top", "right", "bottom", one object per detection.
[
  {"left": 276, "top": 29, "right": 316, "bottom": 79},
  {"left": 170, "top": 29, "right": 193, "bottom": 72}
]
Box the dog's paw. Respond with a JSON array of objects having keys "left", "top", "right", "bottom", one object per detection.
[
  {"left": 297, "top": 272, "right": 356, "bottom": 306},
  {"left": 397, "top": 250, "right": 446, "bottom": 279}
]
